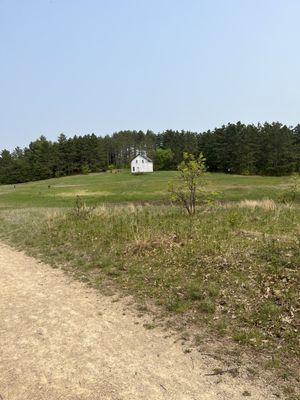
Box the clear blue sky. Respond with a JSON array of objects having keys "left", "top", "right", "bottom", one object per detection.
[{"left": 1, "top": 0, "right": 299, "bottom": 151}]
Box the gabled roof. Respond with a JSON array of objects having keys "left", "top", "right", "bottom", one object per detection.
[{"left": 131, "top": 154, "right": 153, "bottom": 163}]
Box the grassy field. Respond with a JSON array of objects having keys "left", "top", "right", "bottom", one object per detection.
[
  {"left": 0, "top": 171, "right": 299, "bottom": 396},
  {"left": 0, "top": 170, "right": 298, "bottom": 208}
]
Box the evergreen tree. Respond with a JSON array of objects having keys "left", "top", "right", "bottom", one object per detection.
[
  {"left": 27, "top": 136, "right": 55, "bottom": 180},
  {"left": 0, "top": 122, "right": 299, "bottom": 184},
  {"left": 257, "top": 123, "right": 296, "bottom": 175}
]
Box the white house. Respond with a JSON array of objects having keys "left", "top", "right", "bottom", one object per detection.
[{"left": 131, "top": 154, "right": 153, "bottom": 174}]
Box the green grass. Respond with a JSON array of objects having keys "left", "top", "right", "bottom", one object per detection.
[{"left": 0, "top": 170, "right": 297, "bottom": 209}]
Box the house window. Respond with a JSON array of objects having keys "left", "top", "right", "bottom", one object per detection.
[
  {"left": 132, "top": 166, "right": 135, "bottom": 171},
  {"left": 142, "top": 159, "right": 144, "bottom": 163},
  {"left": 136, "top": 160, "right": 138, "bottom": 163}
]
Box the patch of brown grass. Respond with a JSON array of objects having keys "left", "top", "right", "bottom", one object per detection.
[
  {"left": 57, "top": 190, "right": 112, "bottom": 197},
  {"left": 125, "top": 234, "right": 184, "bottom": 255},
  {"left": 238, "top": 199, "right": 277, "bottom": 211}
]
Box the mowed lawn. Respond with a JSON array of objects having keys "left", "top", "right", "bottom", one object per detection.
[{"left": 0, "top": 170, "right": 296, "bottom": 208}]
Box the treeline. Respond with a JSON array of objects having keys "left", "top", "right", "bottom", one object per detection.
[{"left": 0, "top": 122, "right": 299, "bottom": 184}]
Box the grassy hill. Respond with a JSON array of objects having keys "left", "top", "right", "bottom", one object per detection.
[{"left": 0, "top": 170, "right": 297, "bottom": 208}]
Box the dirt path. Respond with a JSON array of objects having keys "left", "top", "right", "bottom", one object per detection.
[{"left": 0, "top": 242, "right": 278, "bottom": 400}]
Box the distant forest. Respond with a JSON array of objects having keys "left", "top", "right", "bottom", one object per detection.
[{"left": 0, "top": 122, "right": 300, "bottom": 184}]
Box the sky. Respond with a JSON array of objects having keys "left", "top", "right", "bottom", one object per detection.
[{"left": 1, "top": 0, "right": 300, "bottom": 151}]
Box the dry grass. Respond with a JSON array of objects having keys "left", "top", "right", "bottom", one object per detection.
[
  {"left": 125, "top": 233, "right": 184, "bottom": 255},
  {"left": 57, "top": 190, "right": 113, "bottom": 197},
  {"left": 238, "top": 199, "right": 278, "bottom": 211},
  {"left": 220, "top": 198, "right": 296, "bottom": 211}
]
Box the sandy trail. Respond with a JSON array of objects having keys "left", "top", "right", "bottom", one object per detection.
[{"left": 0, "top": 242, "right": 277, "bottom": 400}]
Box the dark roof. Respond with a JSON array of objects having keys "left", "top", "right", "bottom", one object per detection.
[{"left": 131, "top": 154, "right": 153, "bottom": 163}]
